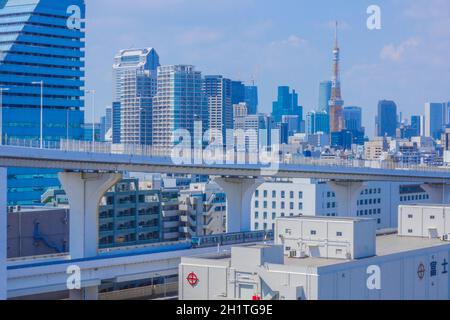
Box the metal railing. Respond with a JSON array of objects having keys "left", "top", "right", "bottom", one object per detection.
[{"left": 2, "top": 137, "right": 450, "bottom": 174}]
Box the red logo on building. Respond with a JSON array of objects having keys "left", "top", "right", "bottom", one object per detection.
[{"left": 187, "top": 272, "right": 199, "bottom": 287}]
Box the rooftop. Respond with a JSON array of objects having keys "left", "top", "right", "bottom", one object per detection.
[{"left": 185, "top": 234, "right": 450, "bottom": 269}]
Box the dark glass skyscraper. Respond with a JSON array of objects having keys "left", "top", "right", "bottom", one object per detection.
[
  {"left": 0, "top": 0, "right": 85, "bottom": 205},
  {"left": 272, "top": 86, "right": 303, "bottom": 128},
  {"left": 343, "top": 106, "right": 362, "bottom": 131},
  {"left": 376, "top": 100, "right": 398, "bottom": 138},
  {"left": 244, "top": 85, "right": 258, "bottom": 115},
  {"left": 411, "top": 115, "right": 422, "bottom": 137}
]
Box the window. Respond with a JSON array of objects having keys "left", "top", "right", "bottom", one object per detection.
[
  {"left": 377, "top": 219, "right": 381, "bottom": 224},
  {"left": 254, "top": 212, "right": 259, "bottom": 219},
  {"left": 272, "top": 190, "right": 276, "bottom": 198},
  {"left": 336, "top": 232, "right": 343, "bottom": 237},
  {"left": 408, "top": 214, "right": 413, "bottom": 219},
  {"left": 285, "top": 229, "right": 292, "bottom": 235},
  {"left": 263, "top": 201, "right": 268, "bottom": 209},
  {"left": 263, "top": 212, "right": 268, "bottom": 220},
  {"left": 255, "top": 201, "right": 259, "bottom": 208},
  {"left": 310, "top": 230, "right": 317, "bottom": 235},
  {"left": 290, "top": 191, "right": 294, "bottom": 199},
  {"left": 281, "top": 202, "right": 285, "bottom": 209},
  {"left": 272, "top": 212, "right": 276, "bottom": 220},
  {"left": 281, "top": 191, "right": 285, "bottom": 199},
  {"left": 255, "top": 223, "right": 259, "bottom": 230},
  {"left": 263, "top": 190, "right": 268, "bottom": 198},
  {"left": 336, "top": 249, "right": 343, "bottom": 255},
  {"left": 408, "top": 229, "right": 413, "bottom": 233},
  {"left": 299, "top": 192, "right": 303, "bottom": 199},
  {"left": 263, "top": 223, "right": 268, "bottom": 230},
  {"left": 272, "top": 201, "right": 276, "bottom": 209},
  {"left": 298, "top": 203, "right": 303, "bottom": 210},
  {"left": 290, "top": 202, "right": 294, "bottom": 210},
  {"left": 430, "top": 216, "right": 435, "bottom": 220},
  {"left": 255, "top": 190, "right": 259, "bottom": 197}
]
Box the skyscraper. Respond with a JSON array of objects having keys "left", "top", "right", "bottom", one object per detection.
[
  {"left": 329, "top": 22, "right": 345, "bottom": 134},
  {"left": 424, "top": 102, "right": 446, "bottom": 140},
  {"left": 0, "top": 0, "right": 85, "bottom": 205},
  {"left": 112, "top": 102, "right": 121, "bottom": 144},
  {"left": 410, "top": 115, "right": 422, "bottom": 137},
  {"left": 318, "top": 80, "right": 332, "bottom": 113},
  {"left": 204, "top": 75, "right": 232, "bottom": 145},
  {"left": 343, "top": 106, "right": 362, "bottom": 132},
  {"left": 113, "top": 48, "right": 159, "bottom": 145},
  {"left": 272, "top": 86, "right": 303, "bottom": 131},
  {"left": 231, "top": 81, "right": 245, "bottom": 106},
  {"left": 244, "top": 85, "right": 258, "bottom": 115},
  {"left": 376, "top": 100, "right": 397, "bottom": 138},
  {"left": 153, "top": 65, "right": 208, "bottom": 148}
]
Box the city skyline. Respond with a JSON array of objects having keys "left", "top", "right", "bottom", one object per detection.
[{"left": 86, "top": 0, "right": 450, "bottom": 137}]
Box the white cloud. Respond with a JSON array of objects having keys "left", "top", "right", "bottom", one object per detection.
[
  {"left": 380, "top": 38, "right": 420, "bottom": 62},
  {"left": 177, "top": 27, "right": 221, "bottom": 46},
  {"left": 270, "top": 35, "right": 306, "bottom": 48}
]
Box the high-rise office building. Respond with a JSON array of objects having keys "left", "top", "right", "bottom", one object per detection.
[
  {"left": 318, "top": 81, "right": 332, "bottom": 113},
  {"left": 306, "top": 111, "right": 330, "bottom": 135},
  {"left": 376, "top": 100, "right": 397, "bottom": 138},
  {"left": 244, "top": 85, "right": 258, "bottom": 115},
  {"left": 153, "top": 65, "right": 208, "bottom": 148},
  {"left": 343, "top": 106, "right": 362, "bottom": 132},
  {"left": 0, "top": 0, "right": 85, "bottom": 205},
  {"left": 231, "top": 81, "right": 245, "bottom": 106},
  {"left": 113, "top": 48, "right": 159, "bottom": 145},
  {"left": 112, "top": 102, "right": 121, "bottom": 144},
  {"left": 204, "top": 75, "right": 232, "bottom": 145},
  {"left": 424, "top": 102, "right": 446, "bottom": 140},
  {"left": 100, "top": 107, "right": 112, "bottom": 141},
  {"left": 272, "top": 86, "right": 303, "bottom": 129},
  {"left": 410, "top": 115, "right": 422, "bottom": 137},
  {"left": 329, "top": 22, "right": 345, "bottom": 134}
]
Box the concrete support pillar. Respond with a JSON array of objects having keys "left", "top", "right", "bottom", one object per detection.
[
  {"left": 421, "top": 183, "right": 450, "bottom": 204},
  {"left": 59, "top": 172, "right": 122, "bottom": 259},
  {"left": 69, "top": 286, "right": 99, "bottom": 300},
  {"left": 328, "top": 181, "right": 366, "bottom": 217},
  {"left": 214, "top": 177, "right": 264, "bottom": 233},
  {"left": 0, "top": 168, "right": 6, "bottom": 300}
]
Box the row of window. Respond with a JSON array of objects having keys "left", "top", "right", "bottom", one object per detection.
[
  {"left": 254, "top": 212, "right": 301, "bottom": 220},
  {"left": 357, "top": 208, "right": 382, "bottom": 216},
  {"left": 400, "top": 194, "right": 429, "bottom": 202},
  {"left": 255, "top": 200, "right": 303, "bottom": 210},
  {"left": 360, "top": 188, "right": 382, "bottom": 195},
  {"left": 357, "top": 198, "right": 381, "bottom": 206},
  {"left": 255, "top": 190, "right": 303, "bottom": 199}
]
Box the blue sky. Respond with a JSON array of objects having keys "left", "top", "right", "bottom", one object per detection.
[{"left": 85, "top": 0, "right": 450, "bottom": 136}]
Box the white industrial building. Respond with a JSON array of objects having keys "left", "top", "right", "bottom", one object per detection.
[
  {"left": 179, "top": 205, "right": 450, "bottom": 300},
  {"left": 251, "top": 179, "right": 431, "bottom": 231}
]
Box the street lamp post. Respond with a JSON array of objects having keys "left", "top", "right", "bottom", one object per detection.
[
  {"left": 32, "top": 81, "right": 44, "bottom": 148},
  {"left": 0, "top": 87, "right": 9, "bottom": 146}
]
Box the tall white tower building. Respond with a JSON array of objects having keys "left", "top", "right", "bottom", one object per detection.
[{"left": 113, "top": 48, "right": 160, "bottom": 145}]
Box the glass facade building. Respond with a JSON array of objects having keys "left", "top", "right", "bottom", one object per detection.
[
  {"left": 244, "top": 85, "right": 258, "bottom": 115},
  {"left": 318, "top": 80, "right": 332, "bottom": 113},
  {"left": 376, "top": 100, "right": 397, "bottom": 138},
  {"left": 0, "top": 0, "right": 85, "bottom": 205},
  {"left": 343, "top": 106, "right": 362, "bottom": 132},
  {"left": 424, "top": 102, "right": 446, "bottom": 140},
  {"left": 272, "top": 86, "right": 303, "bottom": 131}
]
